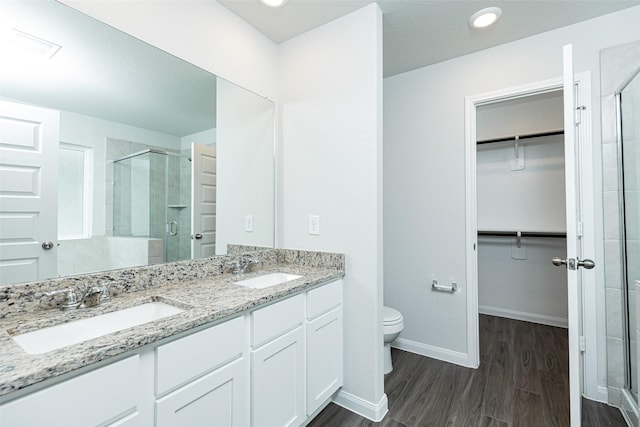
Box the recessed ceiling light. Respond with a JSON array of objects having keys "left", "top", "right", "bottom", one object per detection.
[
  {"left": 260, "top": 0, "right": 288, "bottom": 7},
  {"left": 469, "top": 7, "right": 502, "bottom": 29}
]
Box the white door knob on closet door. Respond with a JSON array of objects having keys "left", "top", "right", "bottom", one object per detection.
[{"left": 552, "top": 256, "right": 595, "bottom": 270}]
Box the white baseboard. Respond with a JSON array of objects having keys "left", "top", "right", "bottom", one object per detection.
[
  {"left": 583, "top": 387, "right": 611, "bottom": 405},
  {"left": 479, "top": 305, "right": 568, "bottom": 328},
  {"left": 595, "top": 386, "right": 609, "bottom": 404},
  {"left": 392, "top": 337, "right": 473, "bottom": 368},
  {"left": 332, "top": 390, "right": 388, "bottom": 422}
]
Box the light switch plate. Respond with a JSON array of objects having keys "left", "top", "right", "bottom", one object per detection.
[
  {"left": 245, "top": 215, "right": 253, "bottom": 232},
  {"left": 309, "top": 215, "right": 320, "bottom": 235}
]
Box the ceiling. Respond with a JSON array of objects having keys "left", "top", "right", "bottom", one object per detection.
[
  {"left": 219, "top": 0, "right": 640, "bottom": 77},
  {"left": 2, "top": 1, "right": 638, "bottom": 137}
]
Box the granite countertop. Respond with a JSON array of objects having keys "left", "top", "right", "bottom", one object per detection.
[{"left": 0, "top": 264, "right": 343, "bottom": 398}]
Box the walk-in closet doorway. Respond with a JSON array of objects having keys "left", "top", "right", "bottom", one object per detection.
[
  {"left": 464, "top": 52, "right": 597, "bottom": 427},
  {"left": 475, "top": 91, "right": 568, "bottom": 329}
]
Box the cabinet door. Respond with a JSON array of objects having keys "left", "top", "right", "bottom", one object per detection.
[
  {"left": 0, "top": 356, "right": 139, "bottom": 427},
  {"left": 306, "top": 306, "right": 343, "bottom": 415},
  {"left": 252, "top": 327, "right": 304, "bottom": 427},
  {"left": 156, "top": 357, "right": 246, "bottom": 427}
]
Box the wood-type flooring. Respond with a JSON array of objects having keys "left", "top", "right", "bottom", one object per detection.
[{"left": 308, "top": 315, "right": 627, "bottom": 427}]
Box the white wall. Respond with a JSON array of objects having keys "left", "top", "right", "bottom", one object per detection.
[
  {"left": 181, "top": 128, "right": 216, "bottom": 150},
  {"left": 476, "top": 91, "right": 565, "bottom": 141},
  {"left": 216, "top": 79, "right": 275, "bottom": 254},
  {"left": 60, "top": 110, "right": 181, "bottom": 236},
  {"left": 384, "top": 5, "right": 640, "bottom": 393},
  {"left": 477, "top": 134, "right": 566, "bottom": 232},
  {"left": 278, "top": 4, "right": 386, "bottom": 419}
]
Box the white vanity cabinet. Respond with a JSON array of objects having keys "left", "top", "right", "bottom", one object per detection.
[
  {"left": 0, "top": 355, "right": 140, "bottom": 427},
  {"left": 155, "top": 316, "right": 247, "bottom": 427},
  {"left": 0, "top": 278, "right": 343, "bottom": 427},
  {"left": 306, "top": 280, "right": 343, "bottom": 415},
  {"left": 250, "top": 279, "right": 344, "bottom": 426},
  {"left": 251, "top": 294, "right": 305, "bottom": 427}
]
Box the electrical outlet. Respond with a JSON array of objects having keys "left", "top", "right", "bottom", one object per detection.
[
  {"left": 309, "top": 215, "right": 320, "bottom": 235},
  {"left": 245, "top": 215, "right": 253, "bottom": 232}
]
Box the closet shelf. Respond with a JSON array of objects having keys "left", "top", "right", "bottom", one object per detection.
[
  {"left": 478, "top": 230, "right": 566, "bottom": 238},
  {"left": 477, "top": 128, "right": 564, "bottom": 145}
]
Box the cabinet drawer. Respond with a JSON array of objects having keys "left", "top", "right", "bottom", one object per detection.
[
  {"left": 252, "top": 294, "right": 303, "bottom": 348},
  {"left": 0, "top": 356, "right": 139, "bottom": 427},
  {"left": 307, "top": 280, "right": 342, "bottom": 320},
  {"left": 156, "top": 316, "right": 244, "bottom": 395}
]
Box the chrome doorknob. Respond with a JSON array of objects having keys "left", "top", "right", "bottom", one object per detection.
[
  {"left": 192, "top": 233, "right": 203, "bottom": 240},
  {"left": 552, "top": 256, "right": 595, "bottom": 270},
  {"left": 577, "top": 258, "right": 595, "bottom": 269},
  {"left": 42, "top": 241, "right": 54, "bottom": 250}
]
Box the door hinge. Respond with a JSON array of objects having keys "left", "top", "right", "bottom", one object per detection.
[
  {"left": 579, "top": 336, "right": 586, "bottom": 353},
  {"left": 575, "top": 105, "right": 586, "bottom": 125}
]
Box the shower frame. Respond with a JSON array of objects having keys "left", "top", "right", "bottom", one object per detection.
[
  {"left": 616, "top": 64, "right": 640, "bottom": 405},
  {"left": 112, "top": 148, "right": 190, "bottom": 263}
]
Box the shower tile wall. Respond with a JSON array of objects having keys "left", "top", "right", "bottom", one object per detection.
[
  {"left": 149, "top": 152, "right": 167, "bottom": 241},
  {"left": 600, "top": 40, "right": 640, "bottom": 406}
]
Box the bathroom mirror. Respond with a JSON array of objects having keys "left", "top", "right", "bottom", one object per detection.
[{"left": 0, "top": 0, "right": 275, "bottom": 286}]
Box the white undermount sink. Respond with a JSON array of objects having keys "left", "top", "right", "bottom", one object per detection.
[
  {"left": 234, "top": 272, "right": 302, "bottom": 289},
  {"left": 11, "top": 302, "right": 184, "bottom": 355}
]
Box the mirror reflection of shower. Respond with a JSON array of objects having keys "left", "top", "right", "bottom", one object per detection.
[
  {"left": 617, "top": 64, "right": 640, "bottom": 404},
  {"left": 111, "top": 147, "right": 192, "bottom": 263}
]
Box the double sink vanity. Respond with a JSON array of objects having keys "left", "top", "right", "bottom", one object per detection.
[{"left": 0, "top": 248, "right": 345, "bottom": 427}]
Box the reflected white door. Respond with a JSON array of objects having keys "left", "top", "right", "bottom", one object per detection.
[
  {"left": 0, "top": 100, "right": 59, "bottom": 284},
  {"left": 191, "top": 143, "right": 216, "bottom": 258}
]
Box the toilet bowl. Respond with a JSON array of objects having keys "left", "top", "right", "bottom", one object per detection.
[{"left": 383, "top": 306, "right": 404, "bottom": 374}]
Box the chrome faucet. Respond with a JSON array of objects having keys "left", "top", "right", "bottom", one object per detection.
[
  {"left": 226, "top": 257, "right": 261, "bottom": 275},
  {"left": 47, "top": 284, "right": 110, "bottom": 310}
]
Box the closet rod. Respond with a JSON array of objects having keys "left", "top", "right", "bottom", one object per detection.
[
  {"left": 476, "top": 129, "right": 564, "bottom": 145},
  {"left": 477, "top": 230, "right": 566, "bottom": 238}
]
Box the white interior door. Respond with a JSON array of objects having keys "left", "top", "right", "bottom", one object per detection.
[
  {"left": 191, "top": 143, "right": 216, "bottom": 258},
  {"left": 562, "top": 44, "right": 595, "bottom": 427},
  {"left": 0, "top": 99, "right": 59, "bottom": 285}
]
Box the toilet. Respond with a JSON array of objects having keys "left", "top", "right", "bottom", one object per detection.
[{"left": 383, "top": 306, "right": 404, "bottom": 374}]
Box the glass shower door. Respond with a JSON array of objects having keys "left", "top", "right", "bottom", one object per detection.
[
  {"left": 619, "top": 68, "right": 640, "bottom": 401},
  {"left": 113, "top": 150, "right": 168, "bottom": 255}
]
